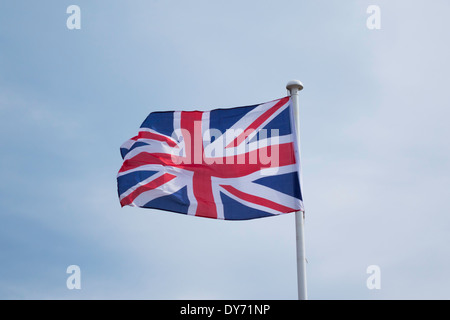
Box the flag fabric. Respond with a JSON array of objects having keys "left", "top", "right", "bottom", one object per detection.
[{"left": 117, "top": 96, "right": 304, "bottom": 220}]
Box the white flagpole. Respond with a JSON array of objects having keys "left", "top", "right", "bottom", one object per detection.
[{"left": 286, "top": 80, "right": 307, "bottom": 300}]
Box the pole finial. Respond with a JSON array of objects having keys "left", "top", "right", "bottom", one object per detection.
[{"left": 286, "top": 80, "right": 304, "bottom": 92}]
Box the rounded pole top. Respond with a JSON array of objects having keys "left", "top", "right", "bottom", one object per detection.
[{"left": 286, "top": 80, "right": 304, "bottom": 92}]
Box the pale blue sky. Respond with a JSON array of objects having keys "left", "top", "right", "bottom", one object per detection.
[{"left": 1, "top": 0, "right": 449, "bottom": 299}]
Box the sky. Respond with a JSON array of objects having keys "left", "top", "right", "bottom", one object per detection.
[{"left": 1, "top": 0, "right": 450, "bottom": 299}]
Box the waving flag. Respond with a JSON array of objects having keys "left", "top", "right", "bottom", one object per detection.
[{"left": 117, "top": 96, "right": 304, "bottom": 220}]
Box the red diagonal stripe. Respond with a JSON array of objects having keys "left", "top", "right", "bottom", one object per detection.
[
  {"left": 120, "top": 173, "right": 176, "bottom": 207},
  {"left": 225, "top": 96, "right": 289, "bottom": 148},
  {"left": 137, "top": 131, "right": 178, "bottom": 147},
  {"left": 119, "top": 152, "right": 179, "bottom": 173},
  {"left": 220, "top": 184, "right": 295, "bottom": 213}
]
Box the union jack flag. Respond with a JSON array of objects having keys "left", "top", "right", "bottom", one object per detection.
[{"left": 117, "top": 96, "right": 304, "bottom": 220}]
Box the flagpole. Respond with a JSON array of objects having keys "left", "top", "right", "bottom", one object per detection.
[{"left": 286, "top": 80, "right": 307, "bottom": 300}]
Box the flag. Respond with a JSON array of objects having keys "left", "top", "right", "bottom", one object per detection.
[{"left": 117, "top": 96, "right": 304, "bottom": 220}]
